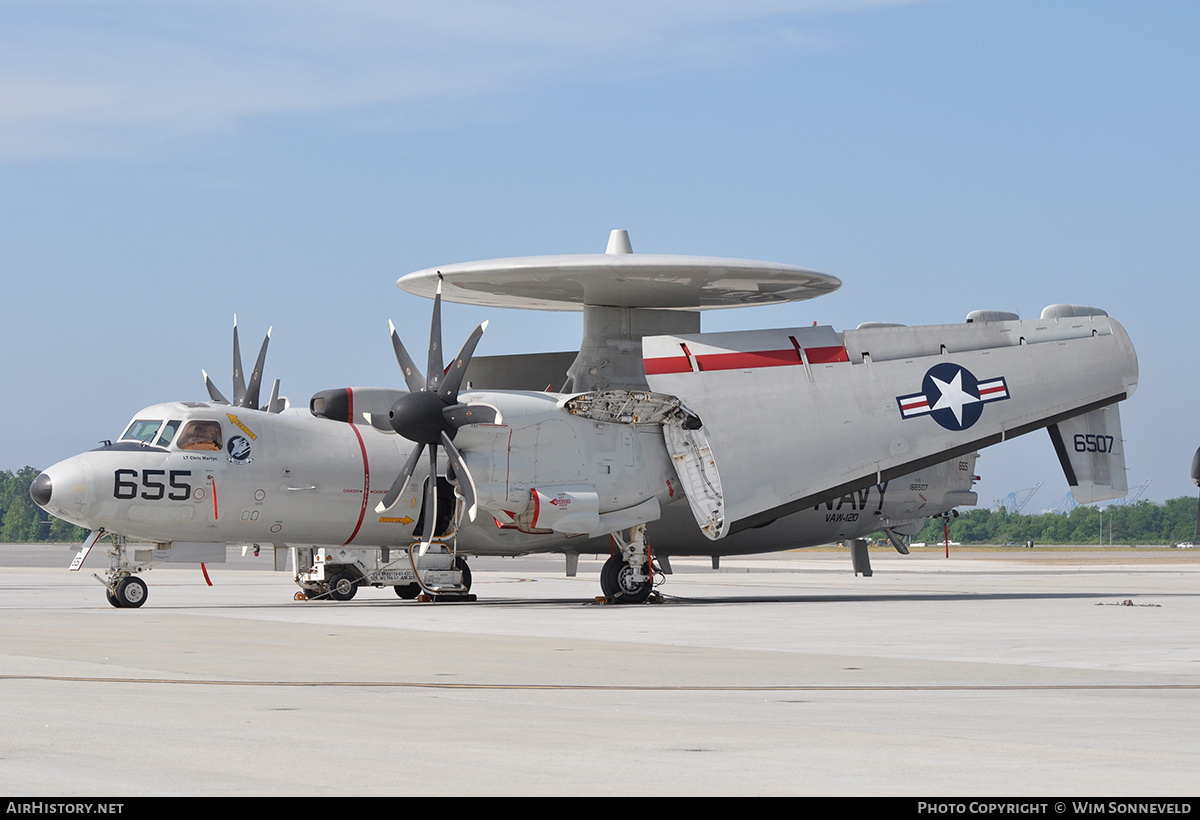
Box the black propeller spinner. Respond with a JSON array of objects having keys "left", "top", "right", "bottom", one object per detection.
[
  {"left": 375, "top": 277, "right": 497, "bottom": 550},
  {"left": 203, "top": 316, "right": 285, "bottom": 412}
]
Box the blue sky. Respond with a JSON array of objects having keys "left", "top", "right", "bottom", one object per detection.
[{"left": 2, "top": 0, "right": 1197, "bottom": 511}]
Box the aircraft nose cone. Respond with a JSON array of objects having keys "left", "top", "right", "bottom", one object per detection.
[{"left": 30, "top": 472, "right": 52, "bottom": 508}]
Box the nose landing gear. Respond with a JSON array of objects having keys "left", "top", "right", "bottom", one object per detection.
[
  {"left": 110, "top": 575, "right": 148, "bottom": 608},
  {"left": 81, "top": 532, "right": 149, "bottom": 608}
]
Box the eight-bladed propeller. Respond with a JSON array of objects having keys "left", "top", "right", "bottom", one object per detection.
[
  {"left": 375, "top": 277, "right": 498, "bottom": 553},
  {"left": 203, "top": 316, "right": 285, "bottom": 413}
]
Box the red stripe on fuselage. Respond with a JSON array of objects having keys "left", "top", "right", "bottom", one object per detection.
[
  {"left": 804, "top": 345, "right": 851, "bottom": 364},
  {"left": 645, "top": 344, "right": 848, "bottom": 373},
  {"left": 644, "top": 356, "right": 692, "bottom": 375},
  {"left": 342, "top": 387, "right": 371, "bottom": 546},
  {"left": 694, "top": 348, "right": 801, "bottom": 371}
]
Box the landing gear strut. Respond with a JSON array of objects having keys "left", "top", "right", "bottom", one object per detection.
[{"left": 600, "top": 525, "right": 656, "bottom": 604}]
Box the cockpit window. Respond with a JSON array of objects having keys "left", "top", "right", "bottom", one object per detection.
[
  {"left": 121, "top": 419, "right": 163, "bottom": 443},
  {"left": 177, "top": 420, "right": 223, "bottom": 451},
  {"left": 155, "top": 419, "right": 182, "bottom": 448}
]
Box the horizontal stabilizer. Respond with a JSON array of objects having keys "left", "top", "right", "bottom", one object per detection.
[{"left": 1048, "top": 405, "right": 1128, "bottom": 504}]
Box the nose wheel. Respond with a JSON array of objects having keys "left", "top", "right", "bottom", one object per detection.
[{"left": 107, "top": 575, "right": 148, "bottom": 608}]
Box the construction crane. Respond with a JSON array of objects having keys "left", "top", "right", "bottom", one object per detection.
[
  {"left": 1110, "top": 479, "right": 1152, "bottom": 506},
  {"left": 1053, "top": 478, "right": 1150, "bottom": 515},
  {"left": 994, "top": 482, "right": 1042, "bottom": 513}
]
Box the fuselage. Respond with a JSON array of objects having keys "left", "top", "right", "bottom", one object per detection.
[{"left": 33, "top": 391, "right": 974, "bottom": 559}]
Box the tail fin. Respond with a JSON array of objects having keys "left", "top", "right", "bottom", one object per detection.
[{"left": 1048, "top": 404, "right": 1128, "bottom": 504}]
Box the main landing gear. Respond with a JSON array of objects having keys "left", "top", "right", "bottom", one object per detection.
[{"left": 599, "top": 525, "right": 658, "bottom": 604}]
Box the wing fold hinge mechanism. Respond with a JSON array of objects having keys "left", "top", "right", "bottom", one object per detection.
[
  {"left": 563, "top": 389, "right": 723, "bottom": 539},
  {"left": 663, "top": 419, "right": 727, "bottom": 540}
]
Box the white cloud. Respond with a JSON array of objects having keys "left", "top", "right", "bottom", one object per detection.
[{"left": 0, "top": 0, "right": 919, "bottom": 159}]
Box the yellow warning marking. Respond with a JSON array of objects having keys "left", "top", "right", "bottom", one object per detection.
[
  {"left": 227, "top": 414, "right": 257, "bottom": 440},
  {"left": 379, "top": 516, "right": 414, "bottom": 525}
]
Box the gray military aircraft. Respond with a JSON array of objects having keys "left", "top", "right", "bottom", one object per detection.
[{"left": 31, "top": 231, "right": 1138, "bottom": 607}]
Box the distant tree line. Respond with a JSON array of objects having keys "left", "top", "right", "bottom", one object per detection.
[
  {"left": 906, "top": 497, "right": 1199, "bottom": 546},
  {"left": 0, "top": 467, "right": 88, "bottom": 542}
]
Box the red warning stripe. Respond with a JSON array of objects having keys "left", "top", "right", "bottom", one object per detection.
[
  {"left": 804, "top": 346, "right": 851, "bottom": 364},
  {"left": 342, "top": 387, "right": 371, "bottom": 546},
  {"left": 645, "top": 344, "right": 848, "bottom": 374}
]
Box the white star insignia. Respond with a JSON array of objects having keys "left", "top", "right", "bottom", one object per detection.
[{"left": 930, "top": 370, "right": 979, "bottom": 425}]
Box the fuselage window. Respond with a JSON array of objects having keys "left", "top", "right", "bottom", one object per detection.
[
  {"left": 177, "top": 420, "right": 223, "bottom": 451},
  {"left": 155, "top": 419, "right": 182, "bottom": 448},
  {"left": 121, "top": 419, "right": 163, "bottom": 443}
]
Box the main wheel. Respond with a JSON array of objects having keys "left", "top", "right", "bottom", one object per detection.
[
  {"left": 600, "top": 556, "right": 652, "bottom": 604},
  {"left": 394, "top": 583, "right": 421, "bottom": 599},
  {"left": 455, "top": 556, "right": 472, "bottom": 592},
  {"left": 328, "top": 572, "right": 357, "bottom": 601},
  {"left": 613, "top": 562, "right": 653, "bottom": 604},
  {"left": 600, "top": 555, "right": 620, "bottom": 598},
  {"left": 114, "top": 576, "right": 148, "bottom": 608}
]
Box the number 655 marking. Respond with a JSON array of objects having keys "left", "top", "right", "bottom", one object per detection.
[
  {"left": 1073, "top": 434, "right": 1115, "bottom": 454},
  {"left": 114, "top": 469, "right": 193, "bottom": 500}
]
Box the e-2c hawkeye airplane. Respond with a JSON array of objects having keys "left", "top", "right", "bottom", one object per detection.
[{"left": 31, "top": 231, "right": 1138, "bottom": 607}]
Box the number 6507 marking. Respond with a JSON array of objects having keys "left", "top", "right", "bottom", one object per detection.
[{"left": 1073, "top": 434, "right": 1115, "bottom": 454}]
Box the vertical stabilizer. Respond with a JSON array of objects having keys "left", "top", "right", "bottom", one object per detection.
[{"left": 1048, "top": 405, "right": 1128, "bottom": 504}]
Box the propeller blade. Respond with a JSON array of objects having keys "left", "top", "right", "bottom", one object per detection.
[
  {"left": 426, "top": 276, "right": 444, "bottom": 392},
  {"left": 438, "top": 320, "right": 489, "bottom": 403},
  {"left": 443, "top": 401, "right": 502, "bottom": 430},
  {"left": 441, "top": 431, "right": 478, "bottom": 521},
  {"left": 203, "top": 370, "right": 230, "bottom": 405},
  {"left": 375, "top": 443, "right": 425, "bottom": 513},
  {"left": 243, "top": 326, "right": 272, "bottom": 410},
  {"left": 363, "top": 412, "right": 395, "bottom": 433},
  {"left": 232, "top": 316, "right": 246, "bottom": 406},
  {"left": 267, "top": 379, "right": 283, "bottom": 413},
  {"left": 419, "top": 446, "right": 438, "bottom": 555},
  {"left": 389, "top": 320, "right": 426, "bottom": 393}
]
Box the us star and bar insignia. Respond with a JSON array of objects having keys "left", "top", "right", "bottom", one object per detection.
[{"left": 896, "top": 362, "right": 1010, "bottom": 431}]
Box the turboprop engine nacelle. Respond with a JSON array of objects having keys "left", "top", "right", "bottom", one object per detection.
[{"left": 451, "top": 390, "right": 679, "bottom": 537}]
